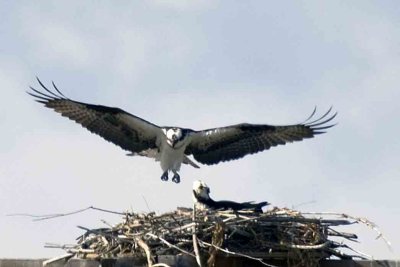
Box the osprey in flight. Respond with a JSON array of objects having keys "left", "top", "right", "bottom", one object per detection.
[{"left": 29, "top": 78, "right": 336, "bottom": 183}]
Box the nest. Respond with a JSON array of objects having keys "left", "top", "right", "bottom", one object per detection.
[{"left": 45, "top": 206, "right": 387, "bottom": 267}]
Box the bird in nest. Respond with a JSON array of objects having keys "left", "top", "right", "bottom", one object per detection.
[{"left": 192, "top": 180, "right": 269, "bottom": 213}]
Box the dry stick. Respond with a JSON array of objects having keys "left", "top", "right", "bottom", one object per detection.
[
  {"left": 152, "top": 264, "right": 172, "bottom": 267},
  {"left": 136, "top": 237, "right": 153, "bottom": 267},
  {"left": 282, "top": 241, "right": 330, "bottom": 250},
  {"left": 343, "top": 246, "right": 372, "bottom": 260},
  {"left": 326, "top": 248, "right": 366, "bottom": 260},
  {"left": 198, "top": 240, "right": 279, "bottom": 267},
  {"left": 42, "top": 253, "right": 75, "bottom": 266},
  {"left": 89, "top": 206, "right": 129, "bottom": 216},
  {"left": 192, "top": 204, "right": 203, "bottom": 267},
  {"left": 66, "top": 248, "right": 95, "bottom": 254},
  {"left": 45, "top": 243, "right": 77, "bottom": 249},
  {"left": 171, "top": 222, "right": 196, "bottom": 232},
  {"left": 303, "top": 212, "right": 392, "bottom": 250},
  {"left": 327, "top": 227, "right": 358, "bottom": 241},
  {"left": 142, "top": 195, "right": 152, "bottom": 213},
  {"left": 343, "top": 214, "right": 392, "bottom": 250},
  {"left": 7, "top": 206, "right": 128, "bottom": 221},
  {"left": 7, "top": 206, "right": 93, "bottom": 221},
  {"left": 146, "top": 233, "right": 195, "bottom": 257}
]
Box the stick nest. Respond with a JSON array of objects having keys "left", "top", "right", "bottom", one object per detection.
[{"left": 47, "top": 206, "right": 387, "bottom": 266}]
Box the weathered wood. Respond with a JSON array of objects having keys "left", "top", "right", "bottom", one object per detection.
[
  {"left": 191, "top": 205, "right": 202, "bottom": 267},
  {"left": 44, "top": 206, "right": 390, "bottom": 266},
  {"left": 1, "top": 258, "right": 399, "bottom": 267}
]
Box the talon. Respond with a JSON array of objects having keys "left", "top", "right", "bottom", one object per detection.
[
  {"left": 161, "top": 171, "right": 168, "bottom": 181},
  {"left": 172, "top": 174, "right": 180, "bottom": 183}
]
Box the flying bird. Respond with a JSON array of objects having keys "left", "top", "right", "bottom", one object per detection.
[
  {"left": 28, "top": 78, "right": 337, "bottom": 184},
  {"left": 193, "top": 180, "right": 269, "bottom": 212}
]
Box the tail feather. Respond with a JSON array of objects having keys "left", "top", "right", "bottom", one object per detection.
[{"left": 239, "top": 201, "right": 269, "bottom": 212}]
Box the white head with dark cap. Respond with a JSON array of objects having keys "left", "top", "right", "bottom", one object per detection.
[
  {"left": 192, "top": 180, "right": 211, "bottom": 210},
  {"left": 162, "top": 127, "right": 185, "bottom": 148}
]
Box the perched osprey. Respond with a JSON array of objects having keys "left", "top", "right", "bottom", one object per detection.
[
  {"left": 192, "top": 180, "right": 269, "bottom": 212},
  {"left": 28, "top": 78, "right": 336, "bottom": 183}
]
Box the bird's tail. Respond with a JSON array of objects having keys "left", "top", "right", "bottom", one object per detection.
[
  {"left": 241, "top": 201, "right": 269, "bottom": 212},
  {"left": 183, "top": 156, "right": 200, "bottom": 168}
]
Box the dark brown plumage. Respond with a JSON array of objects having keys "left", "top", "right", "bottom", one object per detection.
[
  {"left": 186, "top": 108, "right": 336, "bottom": 165},
  {"left": 28, "top": 78, "right": 336, "bottom": 183}
]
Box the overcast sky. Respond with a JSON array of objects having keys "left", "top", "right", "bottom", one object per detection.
[{"left": 0, "top": 0, "right": 399, "bottom": 260}]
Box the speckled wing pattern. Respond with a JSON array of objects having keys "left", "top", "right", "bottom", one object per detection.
[
  {"left": 185, "top": 108, "right": 336, "bottom": 165},
  {"left": 28, "top": 78, "right": 161, "bottom": 154}
]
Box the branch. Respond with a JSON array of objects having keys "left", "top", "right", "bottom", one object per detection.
[
  {"left": 146, "top": 233, "right": 195, "bottom": 257},
  {"left": 192, "top": 204, "right": 203, "bottom": 267},
  {"left": 7, "top": 206, "right": 128, "bottom": 221},
  {"left": 198, "top": 240, "right": 279, "bottom": 267},
  {"left": 136, "top": 237, "right": 154, "bottom": 267}
]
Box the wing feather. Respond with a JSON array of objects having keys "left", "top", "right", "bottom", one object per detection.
[
  {"left": 28, "top": 78, "right": 161, "bottom": 153},
  {"left": 186, "top": 109, "right": 337, "bottom": 165}
]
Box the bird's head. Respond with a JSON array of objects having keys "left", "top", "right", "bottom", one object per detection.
[
  {"left": 163, "top": 127, "right": 185, "bottom": 148},
  {"left": 192, "top": 180, "right": 210, "bottom": 202}
]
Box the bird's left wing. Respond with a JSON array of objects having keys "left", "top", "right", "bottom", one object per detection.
[
  {"left": 28, "top": 78, "right": 161, "bottom": 153},
  {"left": 185, "top": 108, "right": 336, "bottom": 165}
]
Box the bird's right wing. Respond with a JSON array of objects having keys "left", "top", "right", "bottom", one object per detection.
[{"left": 28, "top": 78, "right": 161, "bottom": 153}]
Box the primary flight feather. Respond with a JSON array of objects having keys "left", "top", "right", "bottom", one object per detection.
[{"left": 28, "top": 78, "right": 337, "bottom": 183}]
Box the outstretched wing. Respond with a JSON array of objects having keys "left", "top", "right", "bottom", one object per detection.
[
  {"left": 28, "top": 78, "right": 161, "bottom": 153},
  {"left": 185, "top": 108, "right": 337, "bottom": 165}
]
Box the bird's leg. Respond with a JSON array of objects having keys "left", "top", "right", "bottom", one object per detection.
[
  {"left": 172, "top": 171, "right": 180, "bottom": 183},
  {"left": 161, "top": 171, "right": 169, "bottom": 181}
]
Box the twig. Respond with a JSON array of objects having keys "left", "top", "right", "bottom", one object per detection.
[
  {"left": 282, "top": 241, "right": 330, "bottom": 250},
  {"left": 44, "top": 243, "right": 77, "bottom": 249},
  {"left": 303, "top": 211, "right": 392, "bottom": 250},
  {"left": 89, "top": 206, "right": 129, "bottom": 216},
  {"left": 342, "top": 214, "right": 392, "bottom": 251},
  {"left": 142, "top": 195, "right": 152, "bottom": 213},
  {"left": 42, "top": 253, "right": 74, "bottom": 266},
  {"left": 66, "top": 248, "right": 95, "bottom": 253},
  {"left": 192, "top": 204, "right": 203, "bottom": 267},
  {"left": 171, "top": 222, "right": 196, "bottom": 232},
  {"left": 7, "top": 207, "right": 93, "bottom": 221},
  {"left": 7, "top": 206, "right": 128, "bottom": 221},
  {"left": 198, "top": 240, "right": 279, "bottom": 267},
  {"left": 136, "top": 237, "right": 153, "bottom": 267},
  {"left": 146, "top": 233, "right": 195, "bottom": 257},
  {"left": 331, "top": 241, "right": 372, "bottom": 260}
]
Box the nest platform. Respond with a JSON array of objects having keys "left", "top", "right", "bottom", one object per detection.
[{"left": 44, "top": 206, "right": 388, "bottom": 267}]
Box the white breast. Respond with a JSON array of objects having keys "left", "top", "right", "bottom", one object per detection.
[{"left": 159, "top": 142, "right": 186, "bottom": 172}]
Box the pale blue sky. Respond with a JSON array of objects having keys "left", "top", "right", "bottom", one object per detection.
[{"left": 0, "top": 1, "right": 399, "bottom": 260}]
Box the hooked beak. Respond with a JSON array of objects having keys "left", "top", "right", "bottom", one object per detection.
[
  {"left": 199, "top": 184, "right": 210, "bottom": 197},
  {"left": 167, "top": 135, "right": 178, "bottom": 148}
]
